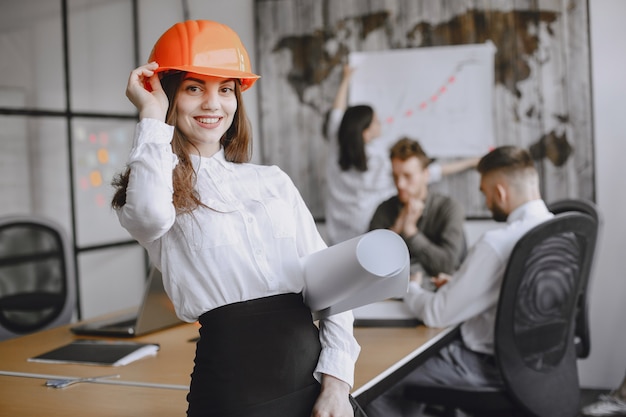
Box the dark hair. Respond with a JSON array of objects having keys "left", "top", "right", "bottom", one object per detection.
[
  {"left": 477, "top": 145, "right": 535, "bottom": 176},
  {"left": 337, "top": 105, "right": 373, "bottom": 171},
  {"left": 389, "top": 137, "right": 431, "bottom": 169},
  {"left": 111, "top": 71, "right": 253, "bottom": 212}
]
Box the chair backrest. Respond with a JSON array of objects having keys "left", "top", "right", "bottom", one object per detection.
[
  {"left": 547, "top": 198, "right": 599, "bottom": 222},
  {"left": 0, "top": 215, "right": 76, "bottom": 341},
  {"left": 547, "top": 198, "right": 601, "bottom": 358},
  {"left": 494, "top": 211, "right": 599, "bottom": 417}
]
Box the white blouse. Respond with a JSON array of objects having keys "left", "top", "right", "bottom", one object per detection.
[{"left": 117, "top": 118, "right": 360, "bottom": 386}]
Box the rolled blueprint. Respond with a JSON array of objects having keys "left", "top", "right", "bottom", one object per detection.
[{"left": 302, "top": 229, "right": 410, "bottom": 320}]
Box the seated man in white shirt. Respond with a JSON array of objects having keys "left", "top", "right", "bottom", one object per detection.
[{"left": 365, "top": 145, "right": 554, "bottom": 417}]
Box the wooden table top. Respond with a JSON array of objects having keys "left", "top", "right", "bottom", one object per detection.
[{"left": 0, "top": 318, "right": 451, "bottom": 416}]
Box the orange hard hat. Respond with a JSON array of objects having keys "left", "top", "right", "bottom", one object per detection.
[{"left": 149, "top": 20, "right": 259, "bottom": 91}]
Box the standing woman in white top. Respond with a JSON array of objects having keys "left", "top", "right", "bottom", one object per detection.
[
  {"left": 111, "top": 20, "right": 361, "bottom": 417},
  {"left": 325, "top": 66, "right": 396, "bottom": 246}
]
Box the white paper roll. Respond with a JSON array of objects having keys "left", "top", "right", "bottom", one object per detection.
[{"left": 301, "top": 229, "right": 410, "bottom": 319}]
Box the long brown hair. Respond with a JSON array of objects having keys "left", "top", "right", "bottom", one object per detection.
[{"left": 111, "top": 71, "right": 253, "bottom": 213}]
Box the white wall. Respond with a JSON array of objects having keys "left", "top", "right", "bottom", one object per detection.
[{"left": 578, "top": 0, "right": 626, "bottom": 389}]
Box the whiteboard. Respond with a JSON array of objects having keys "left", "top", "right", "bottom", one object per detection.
[{"left": 349, "top": 42, "right": 496, "bottom": 158}]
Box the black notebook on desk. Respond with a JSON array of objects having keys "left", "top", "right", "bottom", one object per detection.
[{"left": 28, "top": 339, "right": 160, "bottom": 366}]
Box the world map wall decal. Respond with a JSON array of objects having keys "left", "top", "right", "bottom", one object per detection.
[{"left": 255, "top": 0, "right": 593, "bottom": 218}]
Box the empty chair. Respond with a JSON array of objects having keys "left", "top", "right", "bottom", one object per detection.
[{"left": 0, "top": 215, "right": 76, "bottom": 341}]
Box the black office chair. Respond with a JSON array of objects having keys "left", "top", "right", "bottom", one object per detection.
[
  {"left": 547, "top": 198, "right": 600, "bottom": 358},
  {"left": 405, "top": 211, "right": 599, "bottom": 417},
  {"left": 0, "top": 215, "right": 76, "bottom": 341}
]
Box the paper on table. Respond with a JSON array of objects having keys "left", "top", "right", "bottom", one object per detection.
[
  {"left": 352, "top": 299, "right": 416, "bottom": 320},
  {"left": 302, "top": 229, "right": 410, "bottom": 320},
  {"left": 352, "top": 299, "right": 421, "bottom": 327}
]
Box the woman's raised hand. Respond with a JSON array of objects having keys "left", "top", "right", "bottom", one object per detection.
[
  {"left": 341, "top": 64, "right": 355, "bottom": 81},
  {"left": 126, "top": 62, "right": 169, "bottom": 122}
]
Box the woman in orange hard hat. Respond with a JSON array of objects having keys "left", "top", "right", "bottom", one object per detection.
[{"left": 111, "top": 20, "right": 364, "bottom": 417}]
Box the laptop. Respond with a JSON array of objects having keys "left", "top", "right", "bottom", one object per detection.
[{"left": 71, "top": 267, "right": 183, "bottom": 337}]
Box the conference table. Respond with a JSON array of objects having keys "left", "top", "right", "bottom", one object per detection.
[{"left": 0, "top": 316, "right": 455, "bottom": 416}]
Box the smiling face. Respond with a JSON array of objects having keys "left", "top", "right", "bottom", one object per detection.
[{"left": 175, "top": 74, "right": 238, "bottom": 156}]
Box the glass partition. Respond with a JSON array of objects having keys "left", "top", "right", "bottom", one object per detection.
[
  {"left": 72, "top": 117, "right": 136, "bottom": 246},
  {"left": 0, "top": 115, "right": 72, "bottom": 234},
  {"left": 68, "top": 0, "right": 135, "bottom": 114},
  {"left": 0, "top": 0, "right": 65, "bottom": 110}
]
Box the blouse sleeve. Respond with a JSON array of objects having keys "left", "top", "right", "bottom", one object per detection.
[
  {"left": 116, "top": 118, "right": 178, "bottom": 245},
  {"left": 315, "top": 310, "right": 361, "bottom": 387}
]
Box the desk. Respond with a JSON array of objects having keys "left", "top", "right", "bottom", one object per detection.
[
  {"left": 0, "top": 322, "right": 197, "bottom": 416},
  {"left": 352, "top": 325, "right": 457, "bottom": 406},
  {"left": 0, "top": 319, "right": 455, "bottom": 416}
]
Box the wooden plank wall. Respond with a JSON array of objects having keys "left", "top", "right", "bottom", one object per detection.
[{"left": 254, "top": 0, "right": 593, "bottom": 219}]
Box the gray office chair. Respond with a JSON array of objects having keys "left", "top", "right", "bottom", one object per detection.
[
  {"left": 0, "top": 215, "right": 76, "bottom": 341},
  {"left": 547, "top": 198, "right": 601, "bottom": 358},
  {"left": 405, "top": 211, "right": 599, "bottom": 417}
]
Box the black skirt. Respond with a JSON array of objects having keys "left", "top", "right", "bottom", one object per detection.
[{"left": 186, "top": 293, "right": 322, "bottom": 417}]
